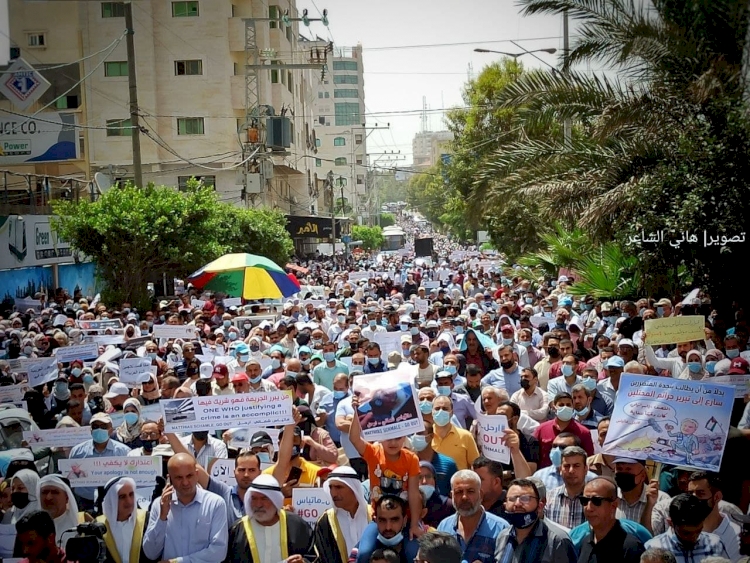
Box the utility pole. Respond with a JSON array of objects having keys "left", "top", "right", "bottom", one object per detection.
[
  {"left": 339, "top": 177, "right": 347, "bottom": 257},
  {"left": 124, "top": 1, "right": 143, "bottom": 188},
  {"left": 327, "top": 170, "right": 336, "bottom": 255},
  {"left": 563, "top": 9, "right": 572, "bottom": 146}
]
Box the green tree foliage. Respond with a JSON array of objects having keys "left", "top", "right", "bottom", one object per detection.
[
  {"left": 352, "top": 225, "right": 385, "bottom": 250},
  {"left": 379, "top": 213, "right": 396, "bottom": 228},
  {"left": 352, "top": 225, "right": 384, "bottom": 251},
  {"left": 52, "top": 182, "right": 293, "bottom": 308},
  {"left": 477, "top": 0, "right": 750, "bottom": 302}
]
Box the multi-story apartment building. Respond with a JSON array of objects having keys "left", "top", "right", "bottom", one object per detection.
[
  {"left": 412, "top": 130, "right": 453, "bottom": 168},
  {"left": 311, "top": 44, "right": 367, "bottom": 223}
]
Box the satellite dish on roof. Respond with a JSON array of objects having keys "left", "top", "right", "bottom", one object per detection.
[{"left": 94, "top": 172, "right": 112, "bottom": 193}]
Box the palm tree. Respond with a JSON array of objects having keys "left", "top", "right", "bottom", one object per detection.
[{"left": 475, "top": 0, "right": 750, "bottom": 241}]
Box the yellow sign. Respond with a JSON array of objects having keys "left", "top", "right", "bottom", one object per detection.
[
  {"left": 644, "top": 315, "right": 705, "bottom": 346},
  {"left": 296, "top": 222, "right": 319, "bottom": 236}
]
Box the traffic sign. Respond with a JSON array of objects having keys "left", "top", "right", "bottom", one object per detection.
[
  {"left": 342, "top": 235, "right": 351, "bottom": 244},
  {"left": 0, "top": 58, "right": 51, "bottom": 110}
]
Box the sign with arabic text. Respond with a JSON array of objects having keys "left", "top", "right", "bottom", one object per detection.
[
  {"left": 160, "top": 391, "right": 294, "bottom": 433},
  {"left": 475, "top": 413, "right": 510, "bottom": 464},
  {"left": 59, "top": 456, "right": 161, "bottom": 487},
  {"left": 152, "top": 324, "right": 198, "bottom": 340},
  {"left": 644, "top": 316, "right": 705, "bottom": 346},
  {"left": 602, "top": 374, "right": 733, "bottom": 471},
  {"left": 292, "top": 488, "right": 332, "bottom": 525},
  {"left": 23, "top": 426, "right": 92, "bottom": 448}
]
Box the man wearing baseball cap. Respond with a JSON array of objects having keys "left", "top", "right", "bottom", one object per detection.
[
  {"left": 211, "top": 364, "right": 234, "bottom": 396},
  {"left": 68, "top": 412, "right": 131, "bottom": 511},
  {"left": 225, "top": 474, "right": 312, "bottom": 563},
  {"left": 613, "top": 458, "right": 671, "bottom": 536}
]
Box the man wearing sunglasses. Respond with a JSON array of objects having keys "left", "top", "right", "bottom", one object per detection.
[
  {"left": 577, "top": 476, "right": 645, "bottom": 563},
  {"left": 494, "top": 478, "right": 576, "bottom": 563}
]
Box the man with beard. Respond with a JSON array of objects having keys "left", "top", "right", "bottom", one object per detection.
[
  {"left": 436, "top": 470, "right": 509, "bottom": 563},
  {"left": 314, "top": 467, "right": 371, "bottom": 563},
  {"left": 353, "top": 495, "right": 418, "bottom": 563},
  {"left": 225, "top": 474, "right": 312, "bottom": 563}
]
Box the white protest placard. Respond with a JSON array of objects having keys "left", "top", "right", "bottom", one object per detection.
[
  {"left": 643, "top": 316, "right": 705, "bottom": 346},
  {"left": 19, "top": 357, "right": 59, "bottom": 387},
  {"left": 228, "top": 427, "right": 280, "bottom": 449},
  {"left": 711, "top": 375, "right": 750, "bottom": 399},
  {"left": 23, "top": 426, "right": 92, "bottom": 448},
  {"left": 53, "top": 314, "right": 69, "bottom": 327},
  {"left": 161, "top": 391, "right": 295, "bottom": 433},
  {"left": 119, "top": 357, "right": 153, "bottom": 385},
  {"left": 0, "top": 384, "right": 26, "bottom": 404},
  {"left": 292, "top": 488, "right": 332, "bottom": 525},
  {"left": 14, "top": 297, "right": 42, "bottom": 311},
  {"left": 207, "top": 458, "right": 236, "bottom": 486},
  {"left": 476, "top": 413, "right": 510, "bottom": 464},
  {"left": 224, "top": 297, "right": 242, "bottom": 307},
  {"left": 602, "top": 374, "right": 733, "bottom": 472},
  {"left": 348, "top": 272, "right": 371, "bottom": 282},
  {"left": 54, "top": 343, "right": 99, "bottom": 363},
  {"left": 373, "top": 332, "right": 402, "bottom": 358},
  {"left": 415, "top": 299, "right": 429, "bottom": 315},
  {"left": 152, "top": 324, "right": 198, "bottom": 340},
  {"left": 191, "top": 299, "right": 206, "bottom": 309},
  {"left": 59, "top": 456, "right": 161, "bottom": 487},
  {"left": 422, "top": 281, "right": 440, "bottom": 290},
  {"left": 110, "top": 403, "right": 162, "bottom": 429},
  {"left": 353, "top": 367, "right": 423, "bottom": 441},
  {"left": 76, "top": 319, "right": 123, "bottom": 332},
  {"left": 681, "top": 288, "right": 700, "bottom": 306},
  {"left": 85, "top": 335, "right": 126, "bottom": 346}
]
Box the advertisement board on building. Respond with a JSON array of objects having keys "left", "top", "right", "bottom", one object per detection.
[
  {"left": 0, "top": 215, "right": 73, "bottom": 270},
  {"left": 0, "top": 112, "right": 79, "bottom": 165}
]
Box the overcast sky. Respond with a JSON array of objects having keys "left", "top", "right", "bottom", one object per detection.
[{"left": 297, "top": 0, "right": 570, "bottom": 165}]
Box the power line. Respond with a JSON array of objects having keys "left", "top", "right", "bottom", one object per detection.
[
  {"left": 361, "top": 35, "right": 569, "bottom": 52},
  {"left": 3, "top": 34, "right": 129, "bottom": 73},
  {"left": 0, "top": 108, "right": 136, "bottom": 131}
]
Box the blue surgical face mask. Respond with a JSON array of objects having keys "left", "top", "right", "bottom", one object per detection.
[
  {"left": 455, "top": 326, "right": 463, "bottom": 335},
  {"left": 250, "top": 374, "right": 263, "bottom": 384},
  {"left": 419, "top": 400, "right": 433, "bottom": 414},
  {"left": 444, "top": 365, "right": 457, "bottom": 375},
  {"left": 550, "top": 446, "right": 563, "bottom": 468},
  {"left": 525, "top": 297, "right": 533, "bottom": 304},
  {"left": 519, "top": 340, "right": 531, "bottom": 348},
  {"left": 333, "top": 390, "right": 347, "bottom": 400},
  {"left": 688, "top": 361, "right": 702, "bottom": 373},
  {"left": 239, "top": 354, "right": 250, "bottom": 362},
  {"left": 437, "top": 386, "right": 451, "bottom": 397},
  {"left": 377, "top": 532, "right": 403, "bottom": 547},
  {"left": 271, "top": 359, "right": 281, "bottom": 370},
  {"left": 575, "top": 406, "right": 590, "bottom": 418},
  {"left": 124, "top": 412, "right": 139, "bottom": 426},
  {"left": 502, "top": 338, "right": 513, "bottom": 346},
  {"left": 556, "top": 406, "right": 574, "bottom": 422},
  {"left": 561, "top": 364, "right": 574, "bottom": 377},
  {"left": 229, "top": 333, "right": 238, "bottom": 341},
  {"left": 726, "top": 349, "right": 740, "bottom": 359},
  {"left": 369, "top": 320, "right": 377, "bottom": 328},
  {"left": 432, "top": 409, "right": 451, "bottom": 427},
  {"left": 705, "top": 361, "right": 717, "bottom": 375},
  {"left": 223, "top": 320, "right": 231, "bottom": 328},
  {"left": 400, "top": 324, "right": 409, "bottom": 332},
  {"left": 148, "top": 352, "right": 158, "bottom": 360},
  {"left": 337, "top": 315, "right": 346, "bottom": 323},
  {"left": 410, "top": 327, "right": 420, "bottom": 336},
  {"left": 300, "top": 358, "right": 311, "bottom": 366},
  {"left": 323, "top": 352, "right": 336, "bottom": 362},
  {"left": 83, "top": 374, "right": 95, "bottom": 384},
  {"left": 420, "top": 484, "right": 435, "bottom": 499},
  {"left": 368, "top": 357, "right": 380, "bottom": 366},
  {"left": 286, "top": 371, "right": 299, "bottom": 379},
  {"left": 257, "top": 452, "right": 270, "bottom": 464},
  {"left": 657, "top": 307, "right": 664, "bottom": 317},
  {"left": 582, "top": 378, "right": 597, "bottom": 391},
  {"left": 92, "top": 428, "right": 109, "bottom": 444},
  {"left": 411, "top": 435, "right": 429, "bottom": 452}
]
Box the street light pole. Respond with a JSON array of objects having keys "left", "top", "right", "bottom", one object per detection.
[{"left": 473, "top": 47, "right": 556, "bottom": 59}]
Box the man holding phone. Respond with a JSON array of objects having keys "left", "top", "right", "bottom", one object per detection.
[{"left": 262, "top": 419, "right": 320, "bottom": 504}]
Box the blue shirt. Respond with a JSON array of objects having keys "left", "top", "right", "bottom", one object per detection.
[
  {"left": 437, "top": 509, "right": 509, "bottom": 563},
  {"left": 364, "top": 360, "right": 387, "bottom": 373},
  {"left": 206, "top": 477, "right": 243, "bottom": 525},
  {"left": 143, "top": 486, "right": 228, "bottom": 563},
  {"left": 482, "top": 365, "right": 522, "bottom": 396},
  {"left": 313, "top": 360, "right": 349, "bottom": 390},
  {"left": 591, "top": 393, "right": 613, "bottom": 417},
  {"left": 547, "top": 375, "right": 582, "bottom": 399},
  {"left": 319, "top": 391, "right": 348, "bottom": 443},
  {"left": 68, "top": 438, "right": 132, "bottom": 500},
  {"left": 569, "top": 519, "right": 652, "bottom": 551},
  {"left": 450, "top": 392, "right": 477, "bottom": 430}
]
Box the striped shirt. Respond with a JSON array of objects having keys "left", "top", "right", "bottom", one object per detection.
[
  {"left": 616, "top": 487, "right": 671, "bottom": 536},
  {"left": 645, "top": 529, "right": 728, "bottom": 563},
  {"left": 545, "top": 485, "right": 586, "bottom": 529}
]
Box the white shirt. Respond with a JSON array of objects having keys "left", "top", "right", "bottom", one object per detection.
[
  {"left": 310, "top": 384, "right": 332, "bottom": 412},
  {"left": 111, "top": 513, "right": 136, "bottom": 563},
  {"left": 180, "top": 435, "right": 228, "bottom": 468},
  {"left": 336, "top": 505, "right": 368, "bottom": 554},
  {"left": 250, "top": 518, "right": 282, "bottom": 563}
]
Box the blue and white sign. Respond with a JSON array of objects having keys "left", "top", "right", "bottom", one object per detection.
[
  {"left": 0, "top": 112, "right": 78, "bottom": 165},
  {"left": 0, "top": 58, "right": 50, "bottom": 110}
]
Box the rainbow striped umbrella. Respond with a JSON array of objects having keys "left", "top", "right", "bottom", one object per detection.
[{"left": 186, "top": 253, "right": 300, "bottom": 300}]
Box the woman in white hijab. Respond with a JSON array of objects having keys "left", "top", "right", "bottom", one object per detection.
[
  {"left": 1, "top": 469, "right": 40, "bottom": 524},
  {"left": 97, "top": 476, "right": 151, "bottom": 563},
  {"left": 36, "top": 475, "right": 82, "bottom": 543},
  {"left": 115, "top": 398, "right": 143, "bottom": 448}
]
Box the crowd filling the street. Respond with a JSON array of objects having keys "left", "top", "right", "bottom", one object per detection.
[{"left": 1, "top": 212, "right": 750, "bottom": 563}]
